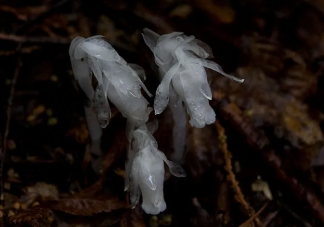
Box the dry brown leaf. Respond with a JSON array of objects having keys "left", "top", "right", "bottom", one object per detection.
[
  {"left": 51, "top": 198, "right": 129, "bottom": 216},
  {"left": 120, "top": 208, "right": 145, "bottom": 227},
  {"left": 26, "top": 182, "right": 59, "bottom": 201},
  {"left": 66, "top": 122, "right": 89, "bottom": 144},
  {"left": 9, "top": 206, "right": 52, "bottom": 227},
  {"left": 33, "top": 105, "right": 46, "bottom": 115},
  {"left": 0, "top": 5, "right": 47, "bottom": 21},
  {"left": 282, "top": 100, "right": 323, "bottom": 147},
  {"left": 191, "top": 0, "right": 235, "bottom": 24},
  {"left": 3, "top": 193, "right": 19, "bottom": 210},
  {"left": 169, "top": 4, "right": 192, "bottom": 18},
  {"left": 115, "top": 168, "right": 126, "bottom": 179}
]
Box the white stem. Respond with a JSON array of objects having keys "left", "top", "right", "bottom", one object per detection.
[
  {"left": 84, "top": 104, "right": 103, "bottom": 172},
  {"left": 169, "top": 88, "right": 187, "bottom": 164}
]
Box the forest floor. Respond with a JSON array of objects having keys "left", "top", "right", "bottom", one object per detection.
[{"left": 1, "top": 0, "right": 324, "bottom": 226}]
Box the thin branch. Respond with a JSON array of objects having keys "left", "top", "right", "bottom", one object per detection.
[
  {"left": 0, "top": 45, "right": 42, "bottom": 56},
  {"left": 215, "top": 121, "right": 264, "bottom": 227},
  {"left": 134, "top": 3, "right": 173, "bottom": 33},
  {"left": 0, "top": 46, "right": 22, "bottom": 207},
  {"left": 14, "top": 0, "right": 71, "bottom": 34},
  {"left": 0, "top": 5, "right": 47, "bottom": 21},
  {"left": 0, "top": 33, "right": 71, "bottom": 44},
  {"left": 238, "top": 202, "right": 268, "bottom": 227}
]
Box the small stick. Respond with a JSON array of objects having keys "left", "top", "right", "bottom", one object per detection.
[
  {"left": 238, "top": 202, "right": 268, "bottom": 227},
  {"left": 215, "top": 121, "right": 263, "bottom": 227},
  {"left": 0, "top": 44, "right": 22, "bottom": 208},
  {"left": 0, "top": 33, "right": 71, "bottom": 44}
]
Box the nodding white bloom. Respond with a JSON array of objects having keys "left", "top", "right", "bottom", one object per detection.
[
  {"left": 142, "top": 28, "right": 244, "bottom": 128},
  {"left": 69, "top": 35, "right": 152, "bottom": 129},
  {"left": 125, "top": 122, "right": 186, "bottom": 215}
]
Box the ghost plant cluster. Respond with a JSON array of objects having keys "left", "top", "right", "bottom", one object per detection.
[{"left": 69, "top": 29, "right": 243, "bottom": 214}]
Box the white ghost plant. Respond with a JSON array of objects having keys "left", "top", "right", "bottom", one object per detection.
[
  {"left": 69, "top": 35, "right": 152, "bottom": 129},
  {"left": 142, "top": 28, "right": 244, "bottom": 163},
  {"left": 125, "top": 122, "right": 186, "bottom": 215},
  {"left": 142, "top": 28, "right": 244, "bottom": 127}
]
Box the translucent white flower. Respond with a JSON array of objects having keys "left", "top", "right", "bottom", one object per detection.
[
  {"left": 69, "top": 35, "right": 152, "bottom": 129},
  {"left": 142, "top": 28, "right": 244, "bottom": 128},
  {"left": 125, "top": 123, "right": 186, "bottom": 215},
  {"left": 106, "top": 81, "right": 153, "bottom": 140}
]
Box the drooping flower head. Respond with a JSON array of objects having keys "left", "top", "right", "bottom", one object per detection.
[
  {"left": 142, "top": 28, "right": 244, "bottom": 128},
  {"left": 125, "top": 122, "right": 186, "bottom": 214},
  {"left": 69, "top": 35, "right": 152, "bottom": 129}
]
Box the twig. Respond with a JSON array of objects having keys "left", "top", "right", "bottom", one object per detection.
[
  {"left": 0, "top": 5, "right": 47, "bottom": 21},
  {"left": 262, "top": 211, "right": 278, "bottom": 227},
  {"left": 0, "top": 33, "right": 70, "bottom": 44},
  {"left": 0, "top": 45, "right": 22, "bottom": 207},
  {"left": 191, "top": 0, "right": 234, "bottom": 24},
  {"left": 238, "top": 202, "right": 268, "bottom": 227},
  {"left": 277, "top": 201, "right": 313, "bottom": 227},
  {"left": 134, "top": 3, "right": 173, "bottom": 33},
  {"left": 215, "top": 121, "right": 263, "bottom": 227},
  {"left": 72, "top": 0, "right": 91, "bottom": 38},
  {"left": 14, "top": 0, "right": 71, "bottom": 34},
  {"left": 0, "top": 45, "right": 42, "bottom": 56}
]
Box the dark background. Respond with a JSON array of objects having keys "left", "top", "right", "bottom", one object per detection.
[{"left": 1, "top": 0, "right": 324, "bottom": 226}]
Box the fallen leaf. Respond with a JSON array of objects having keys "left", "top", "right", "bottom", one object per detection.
[
  {"left": 67, "top": 122, "right": 89, "bottom": 144},
  {"left": 26, "top": 182, "right": 59, "bottom": 201},
  {"left": 9, "top": 206, "right": 52, "bottom": 227},
  {"left": 169, "top": 4, "right": 192, "bottom": 18},
  {"left": 51, "top": 198, "right": 129, "bottom": 216},
  {"left": 120, "top": 207, "right": 145, "bottom": 227}
]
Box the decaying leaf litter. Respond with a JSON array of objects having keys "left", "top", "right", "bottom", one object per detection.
[{"left": 1, "top": 0, "right": 324, "bottom": 226}]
